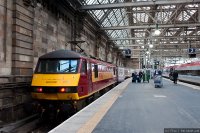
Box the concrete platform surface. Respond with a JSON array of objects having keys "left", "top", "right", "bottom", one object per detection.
[
  {"left": 93, "top": 79, "right": 200, "bottom": 133},
  {"left": 49, "top": 78, "right": 131, "bottom": 133},
  {"left": 49, "top": 78, "right": 200, "bottom": 133}
]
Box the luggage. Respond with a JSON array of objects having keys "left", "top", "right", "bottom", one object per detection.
[{"left": 154, "top": 75, "right": 163, "bottom": 88}]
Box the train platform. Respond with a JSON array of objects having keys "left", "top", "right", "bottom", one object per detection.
[{"left": 49, "top": 78, "right": 200, "bottom": 133}]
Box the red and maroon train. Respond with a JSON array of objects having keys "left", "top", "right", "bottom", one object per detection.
[{"left": 31, "top": 50, "right": 118, "bottom": 115}]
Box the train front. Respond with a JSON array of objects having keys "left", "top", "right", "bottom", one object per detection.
[{"left": 31, "top": 50, "right": 82, "bottom": 116}]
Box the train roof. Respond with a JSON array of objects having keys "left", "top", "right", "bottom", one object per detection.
[
  {"left": 39, "top": 49, "right": 116, "bottom": 67},
  {"left": 39, "top": 50, "right": 84, "bottom": 59}
]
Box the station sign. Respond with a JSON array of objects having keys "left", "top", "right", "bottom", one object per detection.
[
  {"left": 188, "top": 48, "right": 195, "bottom": 54},
  {"left": 188, "top": 48, "right": 196, "bottom": 58}
]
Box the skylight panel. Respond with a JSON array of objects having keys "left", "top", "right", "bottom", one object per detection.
[
  {"left": 93, "top": 10, "right": 106, "bottom": 21},
  {"left": 156, "top": 11, "right": 172, "bottom": 22},
  {"left": 167, "top": 31, "right": 176, "bottom": 36},
  {"left": 178, "top": 11, "right": 193, "bottom": 21},
  {"left": 180, "top": 32, "right": 187, "bottom": 36},
  {"left": 85, "top": 0, "right": 98, "bottom": 5},
  {"left": 168, "top": 28, "right": 180, "bottom": 31},
  {"left": 88, "top": 11, "right": 98, "bottom": 19},
  {"left": 122, "top": 30, "right": 127, "bottom": 37},
  {"left": 116, "top": 40, "right": 122, "bottom": 46},
  {"left": 161, "top": 5, "right": 176, "bottom": 9},
  {"left": 140, "top": 7, "right": 150, "bottom": 10},
  {"left": 102, "top": 18, "right": 111, "bottom": 27},
  {"left": 112, "top": 20, "right": 118, "bottom": 26},
  {"left": 108, "top": 10, "right": 115, "bottom": 19},
  {"left": 118, "top": 19, "right": 125, "bottom": 26},
  {"left": 186, "top": 4, "right": 198, "bottom": 8},
  {"left": 98, "top": 0, "right": 109, "bottom": 4},
  {"left": 115, "top": 30, "right": 121, "bottom": 36},
  {"left": 133, "top": 13, "right": 148, "bottom": 23},
  {"left": 107, "top": 30, "right": 113, "bottom": 36}
]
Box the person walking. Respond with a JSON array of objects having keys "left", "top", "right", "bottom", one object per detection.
[
  {"left": 139, "top": 71, "right": 143, "bottom": 82},
  {"left": 173, "top": 70, "right": 178, "bottom": 84}
]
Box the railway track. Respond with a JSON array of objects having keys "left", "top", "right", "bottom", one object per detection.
[
  {"left": 0, "top": 84, "right": 114, "bottom": 133},
  {"left": 0, "top": 115, "right": 65, "bottom": 133}
]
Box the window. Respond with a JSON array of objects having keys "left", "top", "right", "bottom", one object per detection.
[
  {"left": 113, "top": 67, "right": 116, "bottom": 75},
  {"left": 81, "top": 60, "right": 87, "bottom": 74},
  {"left": 94, "top": 64, "right": 98, "bottom": 78},
  {"left": 35, "top": 59, "right": 79, "bottom": 73}
]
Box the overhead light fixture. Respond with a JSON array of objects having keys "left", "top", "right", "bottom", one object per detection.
[
  {"left": 154, "top": 24, "right": 161, "bottom": 36},
  {"left": 149, "top": 44, "right": 153, "bottom": 48},
  {"left": 141, "top": 46, "right": 144, "bottom": 48},
  {"left": 154, "top": 29, "right": 161, "bottom": 35}
]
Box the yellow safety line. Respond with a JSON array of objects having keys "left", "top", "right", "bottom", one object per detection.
[{"left": 76, "top": 80, "right": 130, "bottom": 133}]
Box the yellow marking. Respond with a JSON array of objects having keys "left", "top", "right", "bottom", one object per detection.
[
  {"left": 31, "top": 81, "right": 116, "bottom": 101},
  {"left": 31, "top": 93, "right": 80, "bottom": 100},
  {"left": 31, "top": 74, "right": 80, "bottom": 86},
  {"left": 77, "top": 80, "right": 130, "bottom": 133}
]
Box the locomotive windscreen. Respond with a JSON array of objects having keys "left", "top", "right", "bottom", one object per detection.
[{"left": 35, "top": 59, "right": 79, "bottom": 73}]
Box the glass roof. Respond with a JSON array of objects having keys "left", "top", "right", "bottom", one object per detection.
[{"left": 81, "top": 0, "right": 200, "bottom": 59}]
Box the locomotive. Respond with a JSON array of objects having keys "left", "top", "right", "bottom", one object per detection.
[{"left": 31, "top": 50, "right": 117, "bottom": 117}]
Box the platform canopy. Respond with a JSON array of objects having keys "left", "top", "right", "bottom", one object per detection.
[{"left": 79, "top": 0, "right": 200, "bottom": 64}]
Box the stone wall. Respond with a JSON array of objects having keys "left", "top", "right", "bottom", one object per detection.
[
  {"left": 0, "top": 0, "right": 13, "bottom": 79},
  {"left": 0, "top": 0, "right": 124, "bottom": 79},
  {"left": 0, "top": 0, "right": 124, "bottom": 123},
  {"left": 127, "top": 58, "right": 140, "bottom": 69},
  {"left": 33, "top": 3, "right": 74, "bottom": 70}
]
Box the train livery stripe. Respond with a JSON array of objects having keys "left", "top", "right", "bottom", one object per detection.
[
  {"left": 92, "top": 72, "right": 116, "bottom": 82},
  {"left": 31, "top": 74, "right": 80, "bottom": 86},
  {"left": 31, "top": 93, "right": 80, "bottom": 100},
  {"left": 31, "top": 80, "right": 116, "bottom": 101},
  {"left": 165, "top": 61, "right": 200, "bottom": 70}
]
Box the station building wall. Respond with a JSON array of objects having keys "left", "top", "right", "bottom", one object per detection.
[
  {"left": 0, "top": 0, "right": 125, "bottom": 123},
  {"left": 0, "top": 0, "right": 123, "bottom": 83}
]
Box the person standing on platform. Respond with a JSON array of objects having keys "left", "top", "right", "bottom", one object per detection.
[
  {"left": 139, "top": 71, "right": 143, "bottom": 82},
  {"left": 173, "top": 70, "right": 178, "bottom": 84}
]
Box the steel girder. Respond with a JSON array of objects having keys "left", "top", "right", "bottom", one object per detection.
[{"left": 80, "top": 0, "right": 200, "bottom": 10}]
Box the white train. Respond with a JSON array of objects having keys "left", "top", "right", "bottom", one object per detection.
[
  {"left": 163, "top": 60, "right": 200, "bottom": 76},
  {"left": 117, "top": 67, "right": 134, "bottom": 83}
]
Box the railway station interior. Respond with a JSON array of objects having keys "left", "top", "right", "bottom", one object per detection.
[{"left": 0, "top": 0, "right": 200, "bottom": 133}]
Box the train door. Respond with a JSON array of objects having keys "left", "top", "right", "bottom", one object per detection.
[
  {"left": 78, "top": 59, "right": 88, "bottom": 97},
  {"left": 87, "top": 61, "right": 93, "bottom": 93}
]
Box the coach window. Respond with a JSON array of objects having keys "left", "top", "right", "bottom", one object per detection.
[
  {"left": 94, "top": 64, "right": 98, "bottom": 78},
  {"left": 81, "top": 60, "right": 87, "bottom": 75},
  {"left": 113, "top": 68, "right": 116, "bottom": 75}
]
